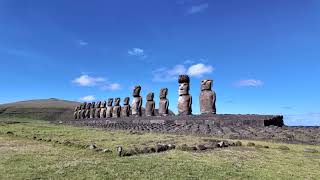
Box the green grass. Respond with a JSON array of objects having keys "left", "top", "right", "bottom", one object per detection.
[{"left": 0, "top": 117, "right": 319, "bottom": 180}]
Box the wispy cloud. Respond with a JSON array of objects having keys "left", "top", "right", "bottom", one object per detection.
[
  {"left": 152, "top": 63, "right": 214, "bottom": 82},
  {"left": 128, "top": 48, "right": 147, "bottom": 59},
  {"left": 234, "top": 79, "right": 264, "bottom": 87},
  {"left": 72, "top": 74, "right": 121, "bottom": 91},
  {"left": 187, "top": 3, "right": 209, "bottom": 14},
  {"left": 285, "top": 113, "right": 320, "bottom": 126},
  {"left": 76, "top": 40, "right": 88, "bottom": 47},
  {"left": 72, "top": 75, "right": 105, "bottom": 87},
  {"left": 79, "top": 95, "right": 96, "bottom": 102}
]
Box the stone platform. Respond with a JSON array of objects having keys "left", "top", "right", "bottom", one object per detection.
[{"left": 68, "top": 114, "right": 284, "bottom": 127}]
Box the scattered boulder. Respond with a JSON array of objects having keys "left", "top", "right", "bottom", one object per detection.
[
  {"left": 304, "top": 148, "right": 318, "bottom": 153},
  {"left": 6, "top": 131, "right": 14, "bottom": 135},
  {"left": 102, "top": 149, "right": 113, "bottom": 153},
  {"left": 196, "top": 144, "right": 207, "bottom": 151},
  {"left": 88, "top": 144, "right": 97, "bottom": 150},
  {"left": 155, "top": 144, "right": 169, "bottom": 153},
  {"left": 235, "top": 141, "right": 242, "bottom": 146},
  {"left": 247, "top": 142, "right": 255, "bottom": 147},
  {"left": 217, "top": 141, "right": 228, "bottom": 148},
  {"left": 117, "top": 146, "right": 123, "bottom": 156},
  {"left": 278, "top": 145, "right": 290, "bottom": 150}
]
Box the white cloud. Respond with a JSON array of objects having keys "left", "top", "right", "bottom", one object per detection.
[
  {"left": 128, "top": 48, "right": 146, "bottom": 58},
  {"left": 72, "top": 74, "right": 122, "bottom": 91},
  {"left": 187, "top": 63, "right": 214, "bottom": 77},
  {"left": 187, "top": 3, "right": 209, "bottom": 14},
  {"left": 76, "top": 40, "right": 88, "bottom": 47},
  {"left": 234, "top": 79, "right": 264, "bottom": 87},
  {"left": 72, "top": 75, "right": 105, "bottom": 87},
  {"left": 80, "top": 95, "right": 96, "bottom": 102},
  {"left": 101, "top": 83, "right": 122, "bottom": 91},
  {"left": 152, "top": 63, "right": 214, "bottom": 82}
]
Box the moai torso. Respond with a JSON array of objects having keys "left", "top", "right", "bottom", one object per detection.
[
  {"left": 121, "top": 97, "right": 131, "bottom": 117},
  {"left": 81, "top": 102, "right": 87, "bottom": 119},
  {"left": 90, "top": 102, "right": 96, "bottom": 119},
  {"left": 106, "top": 98, "right": 113, "bottom": 118},
  {"left": 95, "top": 101, "right": 101, "bottom": 118},
  {"left": 178, "top": 75, "right": 192, "bottom": 115},
  {"left": 159, "top": 88, "right": 169, "bottom": 116},
  {"left": 132, "top": 86, "right": 142, "bottom": 116},
  {"left": 77, "top": 105, "right": 82, "bottom": 119},
  {"left": 112, "top": 98, "right": 121, "bottom": 118},
  {"left": 200, "top": 80, "right": 216, "bottom": 114},
  {"left": 85, "top": 103, "right": 91, "bottom": 119},
  {"left": 145, "top": 93, "right": 155, "bottom": 116},
  {"left": 74, "top": 106, "right": 79, "bottom": 119},
  {"left": 100, "top": 101, "right": 107, "bottom": 118}
]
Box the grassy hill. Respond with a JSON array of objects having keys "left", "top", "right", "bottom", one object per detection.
[{"left": 0, "top": 98, "right": 80, "bottom": 121}]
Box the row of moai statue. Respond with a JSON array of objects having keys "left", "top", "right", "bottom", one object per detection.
[{"left": 73, "top": 75, "right": 216, "bottom": 119}]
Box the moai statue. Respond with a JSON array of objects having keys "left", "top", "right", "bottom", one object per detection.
[
  {"left": 121, "top": 97, "right": 131, "bottom": 117},
  {"left": 77, "top": 105, "right": 82, "bottom": 119},
  {"left": 159, "top": 88, "right": 169, "bottom": 116},
  {"left": 100, "top": 101, "right": 107, "bottom": 118},
  {"left": 145, "top": 92, "right": 155, "bottom": 116},
  {"left": 200, "top": 80, "right": 216, "bottom": 114},
  {"left": 95, "top": 101, "right": 101, "bottom": 118},
  {"left": 112, "top": 98, "right": 121, "bottom": 118},
  {"left": 81, "top": 102, "right": 87, "bottom": 119},
  {"left": 106, "top": 98, "right": 114, "bottom": 118},
  {"left": 73, "top": 106, "right": 79, "bottom": 119},
  {"left": 178, "top": 75, "right": 192, "bottom": 115},
  {"left": 132, "top": 85, "right": 142, "bottom": 117},
  {"left": 85, "top": 103, "right": 91, "bottom": 119},
  {"left": 90, "top": 102, "right": 96, "bottom": 119}
]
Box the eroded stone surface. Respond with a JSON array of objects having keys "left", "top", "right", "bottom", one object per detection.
[
  {"left": 132, "top": 86, "right": 142, "bottom": 116},
  {"left": 112, "top": 98, "right": 121, "bottom": 118},
  {"left": 200, "top": 80, "right": 216, "bottom": 114},
  {"left": 100, "top": 101, "right": 107, "bottom": 118},
  {"left": 106, "top": 98, "right": 113, "bottom": 118},
  {"left": 145, "top": 93, "right": 155, "bottom": 116},
  {"left": 159, "top": 88, "right": 169, "bottom": 116},
  {"left": 178, "top": 75, "right": 192, "bottom": 115},
  {"left": 121, "top": 97, "right": 131, "bottom": 117}
]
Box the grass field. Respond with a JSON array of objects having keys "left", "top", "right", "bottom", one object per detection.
[{"left": 0, "top": 117, "right": 319, "bottom": 180}]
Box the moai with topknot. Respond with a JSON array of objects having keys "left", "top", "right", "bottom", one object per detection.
[
  {"left": 145, "top": 92, "right": 155, "bottom": 116},
  {"left": 159, "top": 88, "right": 169, "bottom": 116},
  {"left": 81, "top": 102, "right": 87, "bottom": 119},
  {"left": 178, "top": 75, "right": 192, "bottom": 115},
  {"left": 95, "top": 101, "right": 101, "bottom": 118},
  {"left": 85, "top": 103, "right": 91, "bottom": 119},
  {"left": 132, "top": 85, "right": 142, "bottom": 117},
  {"left": 74, "top": 106, "right": 79, "bottom": 119},
  {"left": 90, "top": 102, "right": 96, "bottom": 119},
  {"left": 112, "top": 98, "right": 121, "bottom": 118},
  {"left": 200, "top": 80, "right": 216, "bottom": 114},
  {"left": 100, "top": 101, "right": 107, "bottom": 118},
  {"left": 106, "top": 98, "right": 114, "bottom": 118},
  {"left": 121, "top": 97, "right": 131, "bottom": 117}
]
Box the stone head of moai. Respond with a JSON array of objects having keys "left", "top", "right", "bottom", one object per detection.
[
  {"left": 123, "top": 97, "right": 130, "bottom": 105},
  {"left": 147, "top": 92, "right": 154, "bottom": 101},
  {"left": 178, "top": 75, "right": 190, "bottom": 96},
  {"left": 114, "top": 98, "right": 120, "bottom": 106},
  {"left": 160, "top": 88, "right": 168, "bottom": 99},
  {"left": 82, "top": 102, "right": 87, "bottom": 109},
  {"left": 91, "top": 102, "right": 95, "bottom": 109},
  {"left": 96, "top": 101, "right": 101, "bottom": 108},
  {"left": 101, "top": 101, "right": 107, "bottom": 108},
  {"left": 132, "top": 85, "right": 141, "bottom": 97},
  {"left": 201, "top": 80, "right": 213, "bottom": 91},
  {"left": 107, "top": 98, "right": 113, "bottom": 106}
]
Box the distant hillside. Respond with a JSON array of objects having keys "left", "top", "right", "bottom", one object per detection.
[{"left": 0, "top": 98, "right": 80, "bottom": 121}]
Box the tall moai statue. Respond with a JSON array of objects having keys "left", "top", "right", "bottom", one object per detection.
[
  {"left": 100, "top": 101, "right": 107, "bottom": 118},
  {"left": 178, "top": 75, "right": 192, "bottom": 115},
  {"left": 132, "top": 85, "right": 142, "bottom": 117},
  {"left": 90, "top": 102, "right": 96, "bottom": 119},
  {"left": 95, "top": 101, "right": 101, "bottom": 118},
  {"left": 159, "top": 88, "right": 169, "bottom": 116},
  {"left": 121, "top": 97, "right": 131, "bottom": 117},
  {"left": 77, "top": 105, "right": 82, "bottom": 119},
  {"left": 145, "top": 92, "right": 155, "bottom": 116},
  {"left": 106, "top": 98, "right": 114, "bottom": 118},
  {"left": 85, "top": 103, "right": 91, "bottom": 119},
  {"left": 73, "top": 106, "right": 79, "bottom": 119},
  {"left": 81, "top": 102, "right": 87, "bottom": 119},
  {"left": 200, "top": 80, "right": 216, "bottom": 114},
  {"left": 112, "top": 98, "right": 121, "bottom": 118}
]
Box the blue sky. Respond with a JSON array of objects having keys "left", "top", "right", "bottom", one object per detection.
[{"left": 0, "top": 0, "right": 319, "bottom": 125}]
